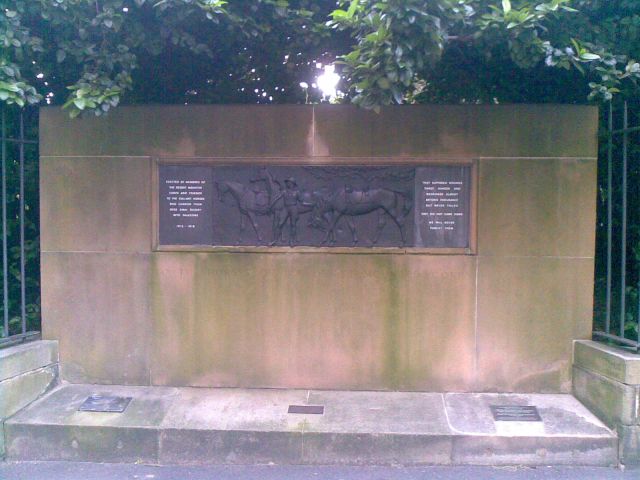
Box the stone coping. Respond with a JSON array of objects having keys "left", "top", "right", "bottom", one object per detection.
[
  {"left": 574, "top": 340, "right": 640, "bottom": 385},
  {"left": 0, "top": 341, "right": 58, "bottom": 382}
]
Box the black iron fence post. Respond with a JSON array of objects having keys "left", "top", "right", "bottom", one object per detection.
[
  {"left": 0, "top": 105, "right": 40, "bottom": 347},
  {"left": 606, "top": 101, "right": 613, "bottom": 334},
  {"left": 594, "top": 100, "right": 640, "bottom": 352},
  {"left": 1, "top": 106, "right": 9, "bottom": 340}
]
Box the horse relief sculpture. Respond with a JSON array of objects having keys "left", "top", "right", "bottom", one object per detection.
[{"left": 214, "top": 166, "right": 414, "bottom": 247}]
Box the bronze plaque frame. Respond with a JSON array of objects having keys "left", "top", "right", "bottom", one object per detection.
[{"left": 152, "top": 157, "right": 478, "bottom": 254}]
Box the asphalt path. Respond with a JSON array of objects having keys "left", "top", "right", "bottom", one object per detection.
[{"left": 0, "top": 463, "right": 639, "bottom": 480}]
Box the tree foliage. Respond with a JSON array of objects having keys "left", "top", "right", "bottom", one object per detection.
[
  {"left": 0, "top": 0, "right": 342, "bottom": 116},
  {"left": 1, "top": 1, "right": 640, "bottom": 116},
  {"left": 329, "top": 0, "right": 640, "bottom": 108}
]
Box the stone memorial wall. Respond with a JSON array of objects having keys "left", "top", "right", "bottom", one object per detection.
[{"left": 39, "top": 105, "right": 598, "bottom": 392}]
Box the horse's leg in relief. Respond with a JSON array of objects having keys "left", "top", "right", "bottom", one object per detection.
[
  {"left": 396, "top": 193, "right": 411, "bottom": 245},
  {"left": 346, "top": 218, "right": 358, "bottom": 245},
  {"left": 384, "top": 194, "right": 408, "bottom": 245},
  {"left": 238, "top": 213, "right": 246, "bottom": 244},
  {"left": 247, "top": 211, "right": 263, "bottom": 243},
  {"left": 372, "top": 210, "right": 388, "bottom": 245},
  {"left": 321, "top": 216, "right": 334, "bottom": 245},
  {"left": 388, "top": 208, "right": 407, "bottom": 245},
  {"left": 326, "top": 213, "right": 343, "bottom": 245},
  {"left": 320, "top": 213, "right": 333, "bottom": 245}
]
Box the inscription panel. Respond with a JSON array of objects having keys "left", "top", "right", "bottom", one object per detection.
[
  {"left": 415, "top": 166, "right": 471, "bottom": 248},
  {"left": 159, "top": 165, "right": 213, "bottom": 246},
  {"left": 157, "top": 163, "right": 472, "bottom": 249}
]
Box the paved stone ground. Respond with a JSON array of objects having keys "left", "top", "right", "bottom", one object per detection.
[{"left": 0, "top": 462, "right": 639, "bottom": 480}]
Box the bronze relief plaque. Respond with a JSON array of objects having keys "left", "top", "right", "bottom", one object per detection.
[{"left": 158, "top": 163, "right": 472, "bottom": 249}]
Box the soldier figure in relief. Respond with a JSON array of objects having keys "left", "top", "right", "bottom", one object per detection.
[{"left": 270, "top": 177, "right": 301, "bottom": 246}]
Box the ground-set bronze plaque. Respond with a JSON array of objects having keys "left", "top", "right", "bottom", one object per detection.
[
  {"left": 490, "top": 405, "right": 542, "bottom": 422},
  {"left": 78, "top": 395, "right": 132, "bottom": 413},
  {"left": 158, "top": 163, "right": 472, "bottom": 248}
]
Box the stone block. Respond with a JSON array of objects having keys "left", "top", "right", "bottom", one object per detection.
[
  {"left": 159, "top": 429, "right": 303, "bottom": 465},
  {"left": 574, "top": 340, "right": 640, "bottom": 385},
  {"left": 444, "top": 393, "right": 615, "bottom": 436},
  {"left": 572, "top": 365, "right": 639, "bottom": 427},
  {"left": 40, "top": 105, "right": 314, "bottom": 158},
  {"left": 6, "top": 383, "right": 177, "bottom": 427},
  {"left": 313, "top": 105, "right": 597, "bottom": 158},
  {"left": 0, "top": 366, "right": 58, "bottom": 419},
  {"left": 444, "top": 392, "right": 617, "bottom": 466},
  {"left": 618, "top": 424, "right": 640, "bottom": 465},
  {"left": 0, "top": 341, "right": 58, "bottom": 381},
  {"left": 451, "top": 435, "right": 617, "bottom": 466},
  {"left": 5, "top": 383, "right": 178, "bottom": 463},
  {"left": 475, "top": 257, "right": 593, "bottom": 393},
  {"left": 150, "top": 253, "right": 476, "bottom": 391},
  {"left": 304, "top": 391, "right": 451, "bottom": 435},
  {"left": 40, "top": 157, "right": 152, "bottom": 253},
  {"left": 477, "top": 158, "right": 596, "bottom": 258},
  {"left": 41, "top": 252, "right": 152, "bottom": 385},
  {"left": 5, "top": 423, "right": 159, "bottom": 463},
  {"left": 301, "top": 432, "right": 452, "bottom": 465}
]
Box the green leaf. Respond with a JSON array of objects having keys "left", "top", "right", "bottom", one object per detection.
[
  {"left": 346, "top": 0, "right": 359, "bottom": 18},
  {"left": 502, "top": 0, "right": 511, "bottom": 13},
  {"left": 331, "top": 9, "right": 348, "bottom": 19},
  {"left": 376, "top": 77, "right": 390, "bottom": 89},
  {"left": 391, "top": 87, "right": 403, "bottom": 104},
  {"left": 73, "top": 97, "right": 87, "bottom": 110},
  {"left": 364, "top": 32, "right": 379, "bottom": 43},
  {"left": 0, "top": 81, "right": 20, "bottom": 92},
  {"left": 580, "top": 53, "right": 601, "bottom": 61}
]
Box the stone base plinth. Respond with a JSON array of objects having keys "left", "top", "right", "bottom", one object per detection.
[{"left": 5, "top": 384, "right": 616, "bottom": 466}]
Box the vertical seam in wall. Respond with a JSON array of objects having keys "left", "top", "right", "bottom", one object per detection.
[
  {"left": 312, "top": 106, "right": 316, "bottom": 157},
  {"left": 474, "top": 256, "right": 479, "bottom": 381},
  {"left": 156, "top": 427, "right": 163, "bottom": 465}
]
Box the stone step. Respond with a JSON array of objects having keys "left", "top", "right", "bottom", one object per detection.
[{"left": 4, "top": 384, "right": 618, "bottom": 466}]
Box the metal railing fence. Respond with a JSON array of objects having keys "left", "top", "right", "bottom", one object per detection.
[
  {"left": 593, "top": 100, "right": 640, "bottom": 352},
  {"left": 0, "top": 105, "right": 40, "bottom": 348}
]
